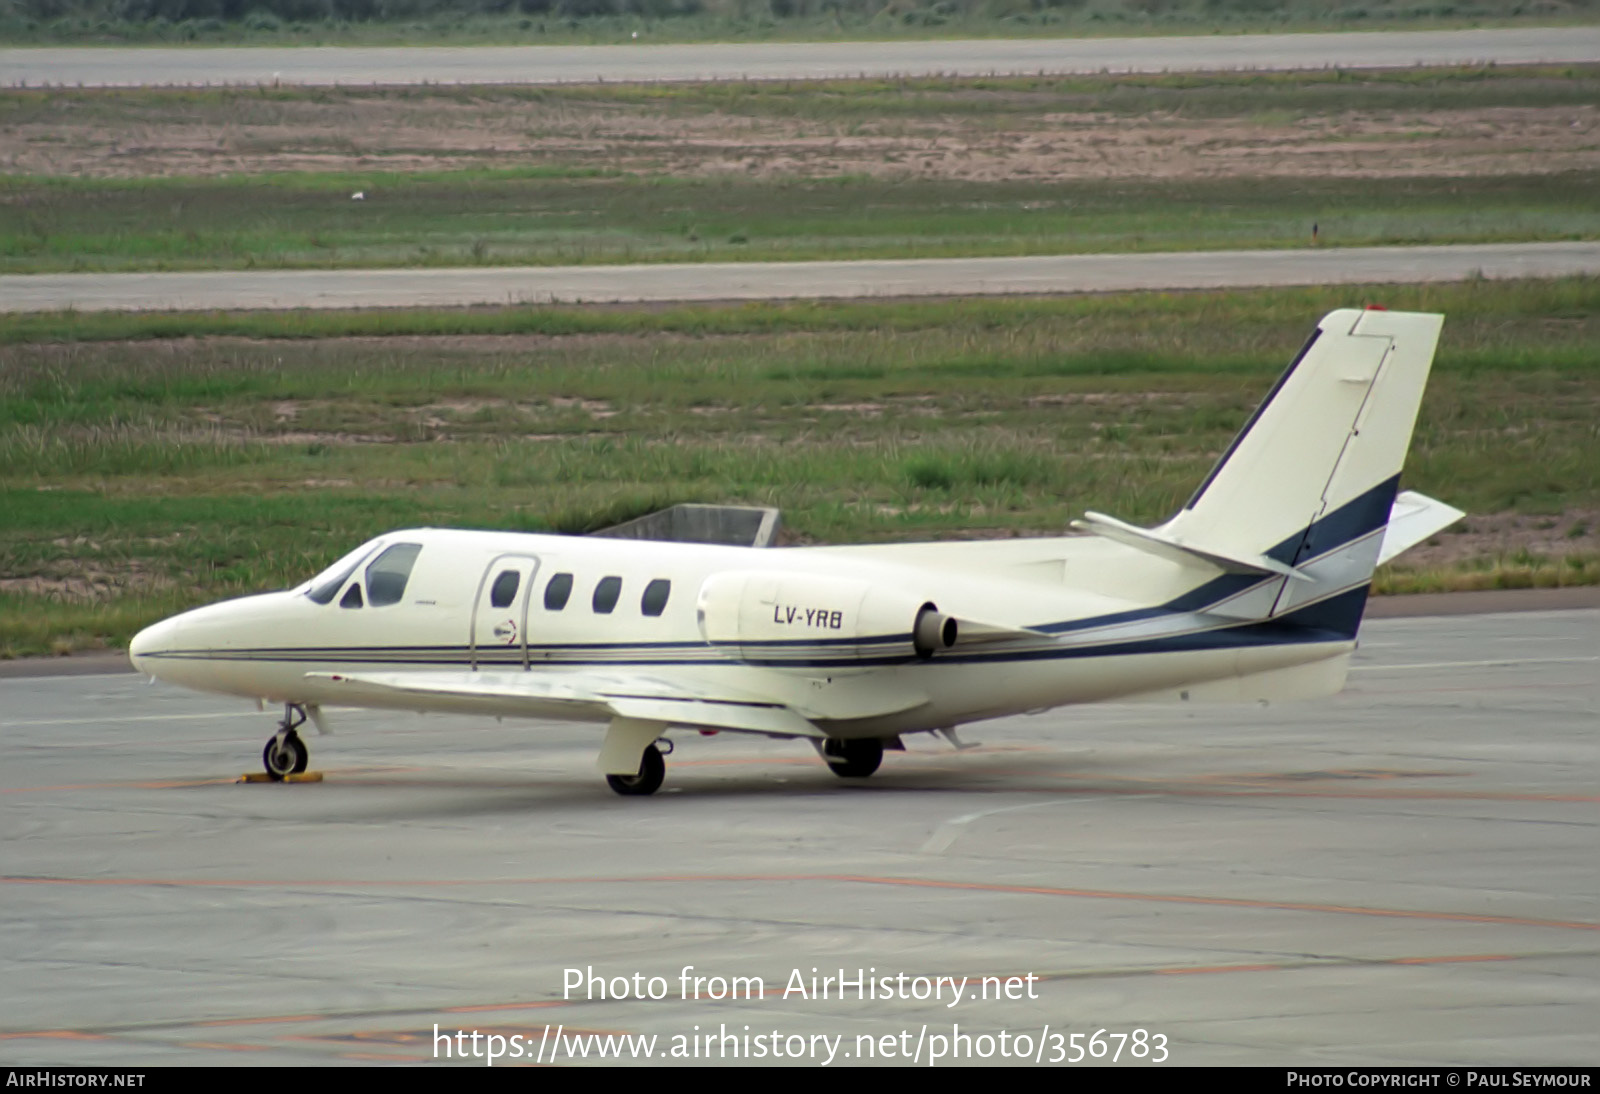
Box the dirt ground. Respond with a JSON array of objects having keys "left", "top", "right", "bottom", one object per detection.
[{"left": 5, "top": 92, "right": 1598, "bottom": 181}]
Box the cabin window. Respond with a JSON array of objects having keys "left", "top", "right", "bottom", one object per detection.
[
  {"left": 339, "top": 583, "right": 364, "bottom": 609},
  {"left": 305, "top": 544, "right": 380, "bottom": 605},
  {"left": 592, "top": 576, "right": 622, "bottom": 614},
  {"left": 489, "top": 570, "right": 521, "bottom": 609},
  {"left": 364, "top": 543, "right": 422, "bottom": 607},
  {"left": 641, "top": 579, "right": 671, "bottom": 617},
  {"left": 544, "top": 573, "right": 574, "bottom": 611}
]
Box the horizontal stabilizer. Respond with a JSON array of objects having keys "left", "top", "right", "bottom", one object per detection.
[
  {"left": 1378, "top": 490, "right": 1465, "bottom": 565},
  {"left": 1072, "top": 511, "right": 1310, "bottom": 581}
]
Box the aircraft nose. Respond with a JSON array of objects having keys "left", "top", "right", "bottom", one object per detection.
[{"left": 129, "top": 616, "right": 177, "bottom": 677}]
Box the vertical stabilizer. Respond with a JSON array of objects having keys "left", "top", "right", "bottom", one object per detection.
[{"left": 1160, "top": 308, "right": 1443, "bottom": 571}]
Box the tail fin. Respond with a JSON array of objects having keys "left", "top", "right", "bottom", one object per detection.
[
  {"left": 1077, "top": 308, "right": 1445, "bottom": 637},
  {"left": 1162, "top": 308, "right": 1443, "bottom": 562}
]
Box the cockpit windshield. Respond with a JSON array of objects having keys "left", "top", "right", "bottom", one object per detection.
[
  {"left": 365, "top": 543, "right": 423, "bottom": 606},
  {"left": 302, "top": 541, "right": 383, "bottom": 605}
]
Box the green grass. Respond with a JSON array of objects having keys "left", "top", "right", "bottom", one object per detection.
[
  {"left": 504, "top": 64, "right": 1600, "bottom": 119},
  {"left": 5, "top": 170, "right": 1598, "bottom": 274},
  {"left": 3, "top": 278, "right": 1597, "bottom": 656},
  {"left": 7, "top": 0, "right": 1599, "bottom": 47},
  {"left": 9, "top": 65, "right": 1599, "bottom": 123}
]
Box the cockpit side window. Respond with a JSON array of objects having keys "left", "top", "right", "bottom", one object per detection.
[
  {"left": 340, "top": 583, "right": 364, "bottom": 609},
  {"left": 306, "top": 544, "right": 381, "bottom": 605},
  {"left": 365, "top": 543, "right": 423, "bottom": 607}
]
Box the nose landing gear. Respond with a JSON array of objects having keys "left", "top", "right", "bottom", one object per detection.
[{"left": 263, "top": 704, "right": 310, "bottom": 780}]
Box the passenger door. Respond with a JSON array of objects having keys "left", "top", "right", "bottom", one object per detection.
[{"left": 469, "top": 554, "right": 540, "bottom": 669}]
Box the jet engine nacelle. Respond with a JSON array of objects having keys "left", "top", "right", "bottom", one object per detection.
[{"left": 696, "top": 570, "right": 956, "bottom": 666}]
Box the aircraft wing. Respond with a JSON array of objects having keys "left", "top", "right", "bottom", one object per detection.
[{"left": 303, "top": 669, "right": 824, "bottom": 738}]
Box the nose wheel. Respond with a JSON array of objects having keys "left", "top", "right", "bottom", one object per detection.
[{"left": 263, "top": 704, "right": 310, "bottom": 780}]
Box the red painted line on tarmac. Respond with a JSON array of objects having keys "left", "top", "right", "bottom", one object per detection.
[
  {"left": 0, "top": 766, "right": 417, "bottom": 794},
  {"left": 970, "top": 773, "right": 1600, "bottom": 803},
  {"left": 1075, "top": 786, "right": 1600, "bottom": 803},
  {"left": 811, "top": 875, "right": 1600, "bottom": 932},
  {"left": 195, "top": 1013, "right": 324, "bottom": 1027},
  {"left": 5, "top": 871, "right": 1596, "bottom": 933},
  {"left": 1352, "top": 682, "right": 1594, "bottom": 695},
  {"left": 340, "top": 1052, "right": 430, "bottom": 1062},
  {"left": 0, "top": 1007, "right": 578, "bottom": 1045},
  {"left": 1144, "top": 953, "right": 1522, "bottom": 976},
  {"left": 0, "top": 778, "right": 237, "bottom": 793},
  {"left": 291, "top": 1024, "right": 621, "bottom": 1042}
]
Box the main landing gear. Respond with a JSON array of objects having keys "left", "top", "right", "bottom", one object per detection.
[
  {"left": 606, "top": 741, "right": 667, "bottom": 797},
  {"left": 262, "top": 703, "right": 310, "bottom": 781},
  {"left": 822, "top": 737, "right": 884, "bottom": 779}
]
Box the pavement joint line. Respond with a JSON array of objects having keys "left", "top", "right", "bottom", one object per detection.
[{"left": 2, "top": 711, "right": 267, "bottom": 728}]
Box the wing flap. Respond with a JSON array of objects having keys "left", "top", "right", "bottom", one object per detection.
[{"left": 608, "top": 697, "right": 823, "bottom": 738}]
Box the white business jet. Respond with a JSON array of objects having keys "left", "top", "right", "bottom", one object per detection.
[{"left": 130, "top": 308, "right": 1462, "bottom": 796}]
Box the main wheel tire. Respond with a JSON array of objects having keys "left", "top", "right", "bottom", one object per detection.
[
  {"left": 263, "top": 731, "right": 308, "bottom": 781},
  {"left": 606, "top": 742, "right": 665, "bottom": 797},
  {"left": 823, "top": 737, "right": 883, "bottom": 778}
]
